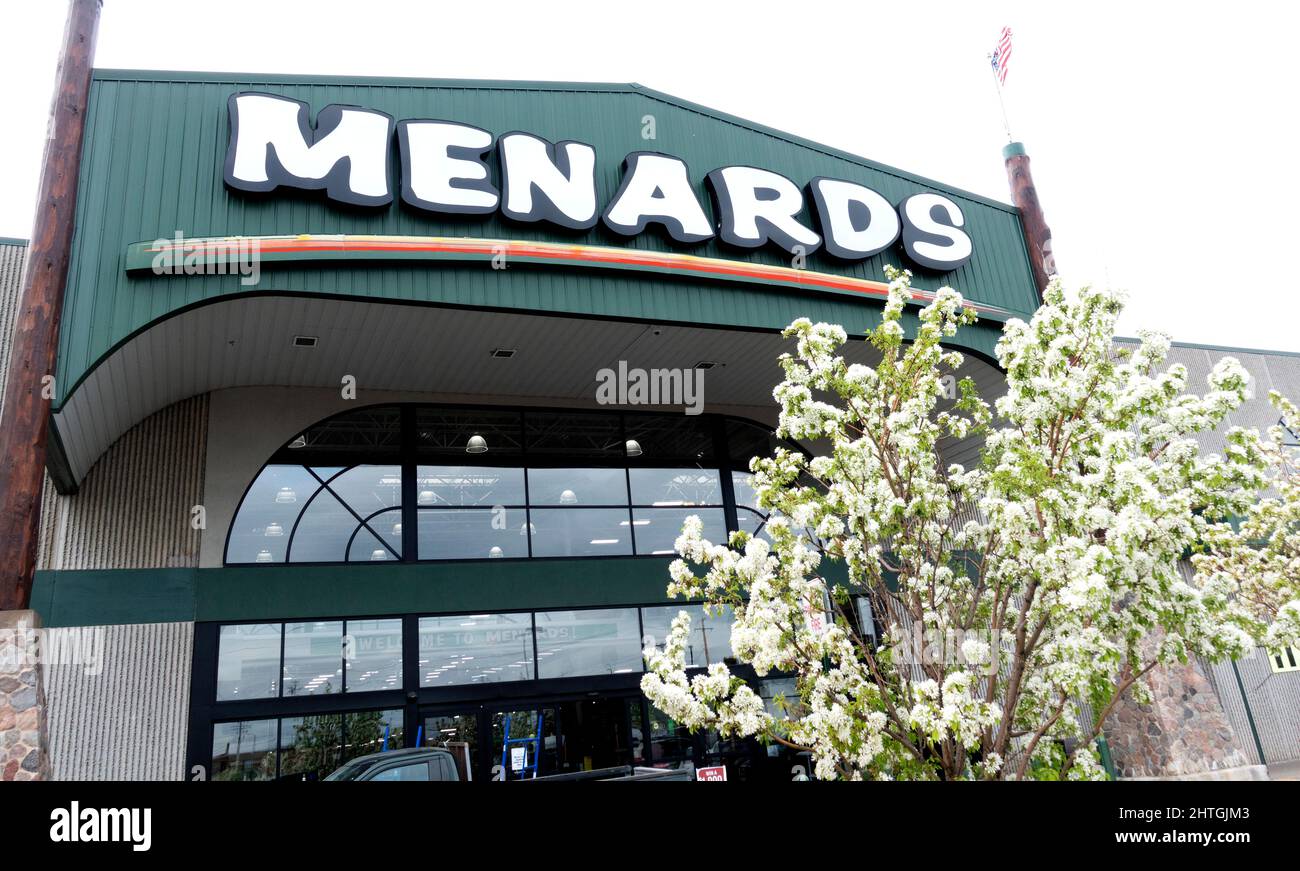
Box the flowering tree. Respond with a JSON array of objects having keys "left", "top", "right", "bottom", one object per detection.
[
  {"left": 642, "top": 268, "right": 1297, "bottom": 780},
  {"left": 1194, "top": 392, "right": 1300, "bottom": 650}
]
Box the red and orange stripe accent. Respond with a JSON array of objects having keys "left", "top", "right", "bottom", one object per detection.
[{"left": 125, "top": 234, "right": 1008, "bottom": 318}]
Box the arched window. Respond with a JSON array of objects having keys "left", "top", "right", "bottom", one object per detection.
[{"left": 224, "top": 404, "right": 796, "bottom": 565}]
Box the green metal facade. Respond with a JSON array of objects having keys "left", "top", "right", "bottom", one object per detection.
[{"left": 57, "top": 69, "right": 1038, "bottom": 408}]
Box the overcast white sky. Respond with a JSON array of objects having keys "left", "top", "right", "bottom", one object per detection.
[{"left": 2, "top": 0, "right": 1296, "bottom": 351}]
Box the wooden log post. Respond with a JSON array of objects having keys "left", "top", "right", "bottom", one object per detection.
[
  {"left": 0, "top": 0, "right": 101, "bottom": 611},
  {"left": 1003, "top": 141, "right": 1057, "bottom": 297}
]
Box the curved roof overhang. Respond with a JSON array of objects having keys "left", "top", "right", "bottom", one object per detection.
[{"left": 49, "top": 292, "right": 1007, "bottom": 492}]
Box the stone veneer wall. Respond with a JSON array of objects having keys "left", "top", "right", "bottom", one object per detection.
[
  {"left": 1103, "top": 627, "right": 1265, "bottom": 780},
  {"left": 0, "top": 611, "right": 49, "bottom": 780}
]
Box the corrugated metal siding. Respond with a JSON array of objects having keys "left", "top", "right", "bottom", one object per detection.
[
  {"left": 0, "top": 240, "right": 26, "bottom": 419},
  {"left": 1115, "top": 340, "right": 1300, "bottom": 454},
  {"left": 37, "top": 395, "right": 208, "bottom": 570},
  {"left": 41, "top": 621, "right": 193, "bottom": 780},
  {"left": 1201, "top": 653, "right": 1300, "bottom": 766},
  {"left": 56, "top": 72, "right": 1036, "bottom": 408}
]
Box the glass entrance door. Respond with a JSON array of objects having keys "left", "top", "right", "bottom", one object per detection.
[
  {"left": 419, "top": 708, "right": 480, "bottom": 781},
  {"left": 420, "top": 693, "right": 640, "bottom": 781}
]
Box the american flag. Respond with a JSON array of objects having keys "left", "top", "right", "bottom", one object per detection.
[{"left": 990, "top": 26, "right": 1013, "bottom": 85}]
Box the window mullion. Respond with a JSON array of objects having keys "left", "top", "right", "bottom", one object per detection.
[{"left": 401, "top": 405, "right": 417, "bottom": 561}]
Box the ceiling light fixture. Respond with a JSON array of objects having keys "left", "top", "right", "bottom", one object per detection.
[{"left": 466, "top": 434, "right": 488, "bottom": 453}]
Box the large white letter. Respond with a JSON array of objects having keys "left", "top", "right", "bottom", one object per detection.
[
  {"left": 898, "top": 192, "right": 974, "bottom": 271},
  {"left": 498, "top": 132, "right": 598, "bottom": 230},
  {"left": 225, "top": 92, "right": 394, "bottom": 207},
  {"left": 808, "top": 177, "right": 900, "bottom": 260},
  {"left": 399, "top": 120, "right": 499, "bottom": 215},
  {"left": 603, "top": 152, "right": 713, "bottom": 243},
  {"left": 706, "top": 166, "right": 820, "bottom": 255}
]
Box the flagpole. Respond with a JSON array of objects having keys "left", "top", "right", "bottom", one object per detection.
[{"left": 987, "top": 52, "right": 1013, "bottom": 142}]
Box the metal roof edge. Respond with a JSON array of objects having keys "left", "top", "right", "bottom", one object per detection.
[
  {"left": 91, "top": 67, "right": 636, "bottom": 92},
  {"left": 1114, "top": 336, "right": 1300, "bottom": 360},
  {"left": 89, "top": 69, "right": 1017, "bottom": 213},
  {"left": 628, "top": 83, "right": 1019, "bottom": 213}
]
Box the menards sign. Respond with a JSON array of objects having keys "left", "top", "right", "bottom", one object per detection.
[{"left": 218, "top": 91, "right": 975, "bottom": 273}]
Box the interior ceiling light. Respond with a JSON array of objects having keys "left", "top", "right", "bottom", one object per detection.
[
  {"left": 694, "top": 360, "right": 721, "bottom": 370},
  {"left": 490, "top": 348, "right": 517, "bottom": 358},
  {"left": 292, "top": 335, "right": 318, "bottom": 348},
  {"left": 488, "top": 546, "right": 504, "bottom": 558},
  {"left": 370, "top": 549, "right": 388, "bottom": 561},
  {"left": 466, "top": 434, "right": 488, "bottom": 453},
  {"left": 275, "top": 487, "right": 297, "bottom": 503},
  {"left": 287, "top": 435, "right": 308, "bottom": 449},
  {"left": 625, "top": 439, "right": 642, "bottom": 457},
  {"left": 559, "top": 489, "right": 578, "bottom": 504}
]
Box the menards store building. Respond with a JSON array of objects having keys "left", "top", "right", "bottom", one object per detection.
[{"left": 1, "top": 69, "right": 1297, "bottom": 782}]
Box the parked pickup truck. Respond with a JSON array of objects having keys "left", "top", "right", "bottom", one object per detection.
[
  {"left": 324, "top": 751, "right": 693, "bottom": 782},
  {"left": 324, "top": 747, "right": 463, "bottom": 781}
]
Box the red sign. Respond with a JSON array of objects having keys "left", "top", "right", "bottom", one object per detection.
[{"left": 696, "top": 765, "right": 728, "bottom": 782}]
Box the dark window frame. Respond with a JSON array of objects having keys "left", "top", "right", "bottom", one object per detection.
[{"left": 224, "top": 404, "right": 799, "bottom": 567}]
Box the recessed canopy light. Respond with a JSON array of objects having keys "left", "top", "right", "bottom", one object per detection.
[
  {"left": 589, "top": 538, "right": 620, "bottom": 545},
  {"left": 694, "top": 360, "right": 721, "bottom": 370},
  {"left": 490, "top": 348, "right": 517, "bottom": 358},
  {"left": 292, "top": 335, "right": 318, "bottom": 348}
]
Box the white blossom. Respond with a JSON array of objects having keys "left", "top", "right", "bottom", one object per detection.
[{"left": 641, "top": 270, "right": 1298, "bottom": 780}]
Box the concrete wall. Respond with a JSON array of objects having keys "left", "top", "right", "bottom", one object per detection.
[
  {"left": 41, "top": 621, "right": 193, "bottom": 780},
  {"left": 0, "top": 241, "right": 25, "bottom": 419},
  {"left": 37, "top": 395, "right": 208, "bottom": 571}
]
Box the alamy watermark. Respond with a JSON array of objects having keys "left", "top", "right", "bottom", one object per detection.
[
  {"left": 596, "top": 360, "right": 704, "bottom": 415},
  {"left": 0, "top": 626, "right": 105, "bottom": 676},
  {"left": 151, "top": 232, "right": 260, "bottom": 286},
  {"left": 894, "top": 623, "right": 1003, "bottom": 676}
]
